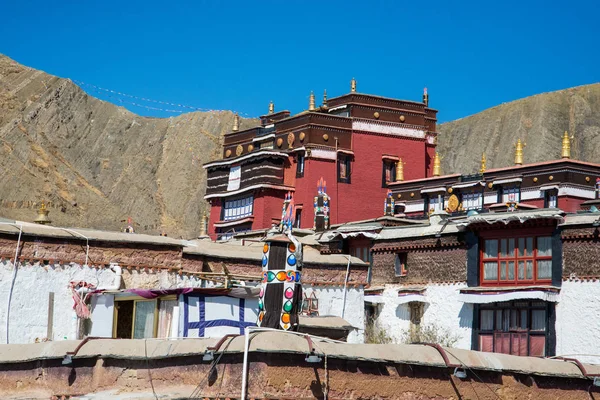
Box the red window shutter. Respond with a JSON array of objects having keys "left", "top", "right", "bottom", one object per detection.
[
  {"left": 494, "top": 333, "right": 510, "bottom": 354},
  {"left": 529, "top": 336, "right": 546, "bottom": 357},
  {"left": 479, "top": 334, "right": 493, "bottom": 353},
  {"left": 510, "top": 333, "right": 528, "bottom": 356}
]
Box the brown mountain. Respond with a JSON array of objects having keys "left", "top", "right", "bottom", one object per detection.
[
  {"left": 0, "top": 54, "right": 257, "bottom": 238},
  {"left": 438, "top": 83, "right": 600, "bottom": 174},
  {"left": 1, "top": 54, "right": 599, "bottom": 237}
]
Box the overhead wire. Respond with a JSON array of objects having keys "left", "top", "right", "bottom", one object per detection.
[{"left": 443, "top": 347, "right": 501, "bottom": 399}]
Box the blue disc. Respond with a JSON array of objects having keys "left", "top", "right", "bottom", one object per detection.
[{"left": 287, "top": 254, "right": 296, "bottom": 266}]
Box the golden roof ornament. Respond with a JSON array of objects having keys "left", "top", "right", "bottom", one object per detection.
[
  {"left": 308, "top": 91, "right": 316, "bottom": 111},
  {"left": 480, "top": 153, "right": 487, "bottom": 173},
  {"left": 34, "top": 201, "right": 51, "bottom": 225},
  {"left": 423, "top": 87, "right": 429, "bottom": 107},
  {"left": 268, "top": 100, "right": 274, "bottom": 114},
  {"left": 432, "top": 152, "right": 442, "bottom": 177},
  {"left": 396, "top": 158, "right": 405, "bottom": 181},
  {"left": 350, "top": 78, "right": 357, "bottom": 93},
  {"left": 561, "top": 130, "right": 574, "bottom": 159},
  {"left": 322, "top": 89, "right": 328, "bottom": 108},
  {"left": 514, "top": 139, "right": 526, "bottom": 165},
  {"left": 232, "top": 113, "right": 239, "bottom": 132}
]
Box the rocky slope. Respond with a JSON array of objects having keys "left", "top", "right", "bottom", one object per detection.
[
  {"left": 1, "top": 54, "right": 599, "bottom": 237},
  {"left": 438, "top": 83, "right": 600, "bottom": 174},
  {"left": 0, "top": 54, "right": 256, "bottom": 238}
]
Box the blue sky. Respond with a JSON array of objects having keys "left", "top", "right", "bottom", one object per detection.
[{"left": 1, "top": 0, "right": 598, "bottom": 122}]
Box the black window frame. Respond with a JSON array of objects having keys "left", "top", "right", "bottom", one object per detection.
[
  {"left": 381, "top": 160, "right": 397, "bottom": 188},
  {"left": 337, "top": 155, "right": 352, "bottom": 184},
  {"left": 296, "top": 153, "right": 305, "bottom": 178},
  {"left": 544, "top": 189, "right": 558, "bottom": 208}
]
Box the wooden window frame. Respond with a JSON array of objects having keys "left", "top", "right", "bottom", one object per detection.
[
  {"left": 395, "top": 253, "right": 408, "bottom": 277},
  {"left": 296, "top": 153, "right": 305, "bottom": 178},
  {"left": 337, "top": 155, "right": 352, "bottom": 184},
  {"left": 112, "top": 295, "right": 177, "bottom": 339},
  {"left": 478, "top": 300, "right": 549, "bottom": 357},
  {"left": 479, "top": 229, "right": 553, "bottom": 286},
  {"left": 381, "top": 160, "right": 396, "bottom": 188}
]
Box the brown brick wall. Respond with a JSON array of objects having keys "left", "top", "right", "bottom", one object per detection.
[
  {"left": 372, "top": 247, "right": 467, "bottom": 285},
  {"left": 562, "top": 238, "right": 600, "bottom": 277}
]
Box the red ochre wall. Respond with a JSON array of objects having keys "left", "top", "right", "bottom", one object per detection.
[{"left": 559, "top": 196, "right": 589, "bottom": 213}]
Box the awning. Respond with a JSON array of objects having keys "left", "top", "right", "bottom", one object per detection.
[
  {"left": 459, "top": 286, "right": 560, "bottom": 304},
  {"left": 540, "top": 185, "right": 559, "bottom": 191},
  {"left": 382, "top": 154, "right": 400, "bottom": 161},
  {"left": 420, "top": 187, "right": 447, "bottom": 194},
  {"left": 492, "top": 177, "right": 523, "bottom": 186},
  {"left": 364, "top": 295, "right": 385, "bottom": 305},
  {"left": 397, "top": 294, "right": 428, "bottom": 304},
  {"left": 452, "top": 181, "right": 484, "bottom": 189}
]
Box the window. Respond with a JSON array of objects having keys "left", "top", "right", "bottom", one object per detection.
[
  {"left": 338, "top": 155, "right": 351, "bottom": 183},
  {"left": 544, "top": 190, "right": 558, "bottom": 208},
  {"left": 259, "top": 140, "right": 274, "bottom": 150},
  {"left": 425, "top": 194, "right": 444, "bottom": 214},
  {"left": 502, "top": 186, "right": 521, "bottom": 203},
  {"left": 382, "top": 161, "right": 397, "bottom": 187},
  {"left": 351, "top": 246, "right": 371, "bottom": 263},
  {"left": 481, "top": 235, "right": 552, "bottom": 285},
  {"left": 395, "top": 253, "right": 408, "bottom": 276},
  {"left": 462, "top": 191, "right": 483, "bottom": 210},
  {"left": 216, "top": 223, "right": 252, "bottom": 241},
  {"left": 222, "top": 195, "right": 253, "bottom": 221},
  {"left": 296, "top": 153, "right": 305, "bottom": 177},
  {"left": 478, "top": 301, "right": 549, "bottom": 357},
  {"left": 113, "top": 296, "right": 177, "bottom": 339},
  {"left": 294, "top": 209, "right": 302, "bottom": 229}
]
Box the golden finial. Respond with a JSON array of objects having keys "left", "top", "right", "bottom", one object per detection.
[
  {"left": 268, "top": 100, "right": 274, "bottom": 114},
  {"left": 423, "top": 87, "right": 429, "bottom": 107},
  {"left": 432, "top": 152, "right": 442, "bottom": 176},
  {"left": 395, "top": 158, "right": 405, "bottom": 181},
  {"left": 350, "top": 78, "right": 357, "bottom": 93},
  {"left": 514, "top": 139, "right": 526, "bottom": 165},
  {"left": 232, "top": 113, "right": 239, "bottom": 132},
  {"left": 480, "top": 153, "right": 487, "bottom": 173},
  {"left": 322, "top": 89, "right": 328, "bottom": 108},
  {"left": 309, "top": 91, "right": 316, "bottom": 111},
  {"left": 561, "top": 130, "right": 574, "bottom": 159},
  {"left": 34, "top": 201, "right": 51, "bottom": 225}
]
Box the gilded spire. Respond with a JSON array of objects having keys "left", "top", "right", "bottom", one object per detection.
[
  {"left": 480, "top": 153, "right": 487, "bottom": 173},
  {"left": 309, "top": 91, "right": 316, "bottom": 111},
  {"left": 34, "top": 201, "right": 51, "bottom": 225},
  {"left": 561, "top": 130, "right": 574, "bottom": 159},
  {"left": 232, "top": 113, "right": 239, "bottom": 132},
  {"left": 514, "top": 139, "right": 526, "bottom": 165},
  {"left": 432, "top": 152, "right": 441, "bottom": 176},
  {"left": 350, "top": 77, "right": 357, "bottom": 93},
  {"left": 396, "top": 158, "right": 405, "bottom": 181},
  {"left": 268, "top": 100, "right": 274, "bottom": 114},
  {"left": 423, "top": 87, "right": 429, "bottom": 107},
  {"left": 322, "top": 89, "right": 328, "bottom": 108}
]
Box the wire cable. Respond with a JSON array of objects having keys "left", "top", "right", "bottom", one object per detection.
[{"left": 443, "top": 348, "right": 501, "bottom": 399}]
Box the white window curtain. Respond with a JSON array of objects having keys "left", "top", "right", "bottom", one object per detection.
[
  {"left": 133, "top": 300, "right": 156, "bottom": 339},
  {"left": 157, "top": 300, "right": 177, "bottom": 338}
]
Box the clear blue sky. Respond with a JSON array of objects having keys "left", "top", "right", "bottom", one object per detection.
[{"left": 1, "top": 0, "right": 599, "bottom": 122}]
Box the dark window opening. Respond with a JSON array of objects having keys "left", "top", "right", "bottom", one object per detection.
[
  {"left": 395, "top": 253, "right": 408, "bottom": 277},
  {"left": 295, "top": 209, "right": 302, "bottom": 229},
  {"left": 338, "top": 155, "right": 352, "bottom": 183},
  {"left": 544, "top": 190, "right": 558, "bottom": 208},
  {"left": 382, "top": 161, "right": 397, "bottom": 187},
  {"left": 501, "top": 186, "right": 521, "bottom": 203},
  {"left": 296, "top": 153, "right": 305, "bottom": 178}
]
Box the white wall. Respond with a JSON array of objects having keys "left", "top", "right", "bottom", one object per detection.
[
  {"left": 375, "top": 283, "right": 473, "bottom": 349},
  {"left": 556, "top": 280, "right": 600, "bottom": 364},
  {"left": 0, "top": 261, "right": 204, "bottom": 344},
  {"left": 303, "top": 285, "right": 365, "bottom": 343}
]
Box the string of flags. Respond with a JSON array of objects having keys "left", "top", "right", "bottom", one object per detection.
[{"left": 72, "top": 79, "right": 256, "bottom": 118}]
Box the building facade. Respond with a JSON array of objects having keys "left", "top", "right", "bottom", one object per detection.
[{"left": 203, "top": 82, "right": 438, "bottom": 240}]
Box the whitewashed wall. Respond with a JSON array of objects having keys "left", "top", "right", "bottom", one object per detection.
[
  {"left": 303, "top": 285, "right": 365, "bottom": 343},
  {"left": 375, "top": 283, "right": 473, "bottom": 349},
  {"left": 555, "top": 280, "right": 600, "bottom": 364},
  {"left": 0, "top": 261, "right": 203, "bottom": 344}
]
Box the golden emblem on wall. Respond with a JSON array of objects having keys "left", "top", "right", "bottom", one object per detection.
[
  {"left": 399, "top": 115, "right": 405, "bottom": 122},
  {"left": 247, "top": 144, "right": 254, "bottom": 152},
  {"left": 299, "top": 131, "right": 306, "bottom": 142},
  {"left": 225, "top": 149, "right": 232, "bottom": 158},
  {"left": 373, "top": 112, "right": 380, "bottom": 119},
  {"left": 322, "top": 134, "right": 329, "bottom": 141},
  {"left": 276, "top": 138, "right": 283, "bottom": 148},
  {"left": 287, "top": 132, "right": 295, "bottom": 148},
  {"left": 235, "top": 144, "right": 243, "bottom": 156},
  {"left": 447, "top": 194, "right": 460, "bottom": 212}
]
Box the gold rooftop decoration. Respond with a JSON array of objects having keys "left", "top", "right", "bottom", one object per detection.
[
  {"left": 396, "top": 158, "right": 406, "bottom": 182},
  {"left": 423, "top": 87, "right": 429, "bottom": 107},
  {"left": 514, "top": 139, "right": 526, "bottom": 165},
  {"left": 232, "top": 113, "right": 239, "bottom": 132},
  {"left": 268, "top": 100, "right": 274, "bottom": 114},
  {"left": 350, "top": 77, "right": 357, "bottom": 93},
  {"left": 322, "top": 89, "right": 328, "bottom": 108},
  {"left": 34, "top": 201, "right": 51, "bottom": 225},
  {"left": 308, "top": 91, "right": 316, "bottom": 111},
  {"left": 480, "top": 153, "right": 487, "bottom": 173},
  {"left": 561, "top": 130, "right": 574, "bottom": 159},
  {"left": 432, "top": 152, "right": 442, "bottom": 177}
]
